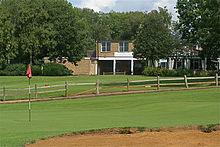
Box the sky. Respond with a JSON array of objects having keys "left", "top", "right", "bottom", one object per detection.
[{"left": 68, "top": 0, "right": 178, "bottom": 20}]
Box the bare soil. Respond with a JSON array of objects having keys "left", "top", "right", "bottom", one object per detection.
[{"left": 27, "top": 126, "right": 220, "bottom": 147}]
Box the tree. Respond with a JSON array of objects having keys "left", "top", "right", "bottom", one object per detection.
[
  {"left": 0, "top": 0, "right": 94, "bottom": 65},
  {"left": 44, "top": 0, "right": 94, "bottom": 64},
  {"left": 0, "top": 0, "right": 17, "bottom": 66},
  {"left": 101, "top": 11, "right": 146, "bottom": 40},
  {"left": 176, "top": 0, "right": 220, "bottom": 69},
  {"left": 133, "top": 7, "right": 175, "bottom": 66},
  {"left": 75, "top": 8, "right": 112, "bottom": 41}
]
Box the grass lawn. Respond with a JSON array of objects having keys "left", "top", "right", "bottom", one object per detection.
[
  {"left": 0, "top": 88, "right": 219, "bottom": 147},
  {"left": 0, "top": 75, "right": 152, "bottom": 89},
  {"left": 0, "top": 75, "right": 149, "bottom": 100}
]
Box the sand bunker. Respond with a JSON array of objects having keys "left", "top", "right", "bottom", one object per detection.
[{"left": 27, "top": 127, "right": 220, "bottom": 147}]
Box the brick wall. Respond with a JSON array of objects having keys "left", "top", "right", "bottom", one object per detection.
[
  {"left": 66, "top": 59, "right": 96, "bottom": 75},
  {"left": 96, "top": 41, "right": 133, "bottom": 57}
]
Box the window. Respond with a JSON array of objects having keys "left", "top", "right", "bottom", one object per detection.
[
  {"left": 119, "top": 42, "right": 129, "bottom": 52},
  {"left": 101, "top": 42, "right": 111, "bottom": 52}
]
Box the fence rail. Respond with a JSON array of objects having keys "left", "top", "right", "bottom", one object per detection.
[{"left": 1, "top": 75, "right": 219, "bottom": 101}]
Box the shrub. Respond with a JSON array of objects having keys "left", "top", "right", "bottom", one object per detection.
[
  {"left": 5, "top": 64, "right": 26, "bottom": 76},
  {"left": 32, "top": 65, "right": 42, "bottom": 76},
  {"left": 194, "top": 70, "right": 219, "bottom": 77},
  {"left": 142, "top": 67, "right": 171, "bottom": 76},
  {"left": 43, "top": 63, "right": 72, "bottom": 76},
  {"left": 142, "top": 67, "right": 219, "bottom": 77},
  {"left": 0, "top": 70, "right": 15, "bottom": 76},
  {"left": 142, "top": 67, "right": 161, "bottom": 76},
  {"left": 175, "top": 69, "right": 192, "bottom": 77}
]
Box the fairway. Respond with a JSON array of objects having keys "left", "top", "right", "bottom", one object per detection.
[{"left": 0, "top": 88, "right": 220, "bottom": 147}]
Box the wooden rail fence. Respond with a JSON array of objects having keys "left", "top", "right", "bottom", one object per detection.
[{"left": 1, "top": 74, "right": 219, "bottom": 101}]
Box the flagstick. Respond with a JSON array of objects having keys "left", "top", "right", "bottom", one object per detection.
[{"left": 28, "top": 78, "right": 31, "bottom": 122}]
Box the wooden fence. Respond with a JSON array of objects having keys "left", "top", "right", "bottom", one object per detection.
[{"left": 0, "top": 74, "right": 219, "bottom": 101}]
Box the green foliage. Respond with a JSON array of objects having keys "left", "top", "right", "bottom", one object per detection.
[
  {"left": 0, "top": 1, "right": 149, "bottom": 66},
  {"left": 142, "top": 67, "right": 163, "bottom": 76},
  {"left": 0, "top": 0, "right": 94, "bottom": 65},
  {"left": 0, "top": 1, "right": 18, "bottom": 65},
  {"left": 194, "top": 70, "right": 218, "bottom": 77},
  {"left": 1, "top": 64, "right": 42, "bottom": 76},
  {"left": 176, "top": 0, "right": 220, "bottom": 69},
  {"left": 0, "top": 70, "right": 15, "bottom": 76},
  {"left": 102, "top": 11, "right": 146, "bottom": 40},
  {"left": 31, "top": 65, "right": 42, "bottom": 76},
  {"left": 75, "top": 9, "right": 146, "bottom": 41},
  {"left": 0, "top": 0, "right": 182, "bottom": 68},
  {"left": 142, "top": 67, "right": 219, "bottom": 77},
  {"left": 4, "top": 64, "right": 26, "bottom": 76},
  {"left": 133, "top": 8, "right": 176, "bottom": 65},
  {"left": 43, "top": 63, "right": 72, "bottom": 76},
  {"left": 142, "top": 67, "right": 177, "bottom": 76}
]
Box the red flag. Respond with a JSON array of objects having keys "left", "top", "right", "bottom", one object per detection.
[{"left": 26, "top": 64, "right": 32, "bottom": 79}]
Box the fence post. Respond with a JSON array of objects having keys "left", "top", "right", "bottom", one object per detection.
[
  {"left": 3, "top": 86, "right": 6, "bottom": 101},
  {"left": 184, "top": 75, "right": 188, "bottom": 88},
  {"left": 215, "top": 73, "right": 218, "bottom": 86},
  {"left": 65, "top": 82, "right": 68, "bottom": 97},
  {"left": 127, "top": 78, "right": 130, "bottom": 91},
  {"left": 157, "top": 76, "right": 160, "bottom": 90},
  {"left": 35, "top": 84, "right": 38, "bottom": 99},
  {"left": 96, "top": 79, "right": 100, "bottom": 95}
]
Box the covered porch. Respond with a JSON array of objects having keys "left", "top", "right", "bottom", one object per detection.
[{"left": 97, "top": 58, "right": 141, "bottom": 75}]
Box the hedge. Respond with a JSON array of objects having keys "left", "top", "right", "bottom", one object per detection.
[
  {"left": 0, "top": 63, "right": 72, "bottom": 76},
  {"left": 142, "top": 67, "right": 219, "bottom": 77}
]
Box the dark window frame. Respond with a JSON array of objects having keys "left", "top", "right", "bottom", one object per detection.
[
  {"left": 119, "top": 42, "right": 129, "bottom": 52},
  {"left": 101, "top": 42, "right": 111, "bottom": 52}
]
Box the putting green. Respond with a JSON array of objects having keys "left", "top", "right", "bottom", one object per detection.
[{"left": 0, "top": 88, "right": 219, "bottom": 147}]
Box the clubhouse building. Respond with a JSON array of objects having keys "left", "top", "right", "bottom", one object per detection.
[{"left": 44, "top": 40, "right": 220, "bottom": 75}]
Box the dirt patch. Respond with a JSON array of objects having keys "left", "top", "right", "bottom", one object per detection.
[{"left": 27, "top": 126, "right": 220, "bottom": 147}]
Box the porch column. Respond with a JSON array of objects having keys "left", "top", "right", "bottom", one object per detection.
[
  {"left": 204, "top": 57, "right": 207, "bottom": 71},
  {"left": 113, "top": 59, "right": 116, "bottom": 75},
  {"left": 217, "top": 58, "right": 220, "bottom": 70},
  {"left": 184, "top": 59, "right": 187, "bottom": 69},
  {"left": 95, "top": 60, "right": 98, "bottom": 75},
  {"left": 155, "top": 60, "right": 159, "bottom": 67},
  {"left": 187, "top": 59, "right": 190, "bottom": 69},
  {"left": 131, "top": 59, "right": 134, "bottom": 75},
  {"left": 202, "top": 60, "right": 205, "bottom": 70},
  {"left": 168, "top": 58, "right": 173, "bottom": 70}
]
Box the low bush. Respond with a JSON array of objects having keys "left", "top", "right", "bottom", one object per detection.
[
  {"left": 0, "top": 70, "right": 15, "bottom": 76},
  {"left": 0, "top": 63, "right": 72, "bottom": 76},
  {"left": 2, "top": 64, "right": 42, "bottom": 76},
  {"left": 142, "top": 67, "right": 219, "bottom": 77},
  {"left": 5, "top": 64, "right": 26, "bottom": 76},
  {"left": 43, "top": 63, "right": 72, "bottom": 76},
  {"left": 32, "top": 65, "right": 42, "bottom": 76},
  {"left": 142, "top": 67, "right": 164, "bottom": 76}
]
